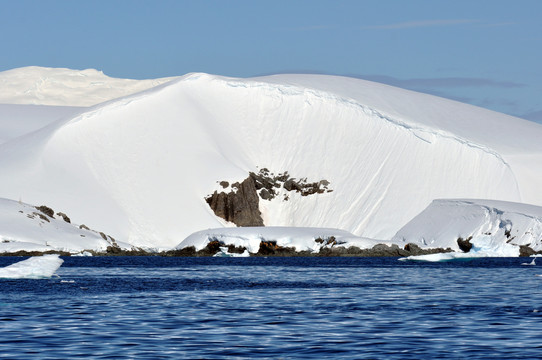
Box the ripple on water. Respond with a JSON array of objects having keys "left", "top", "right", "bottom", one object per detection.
[{"left": 1, "top": 257, "right": 542, "bottom": 359}]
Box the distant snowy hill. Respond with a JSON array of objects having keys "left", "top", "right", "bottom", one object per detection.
[
  {"left": 0, "top": 67, "right": 541, "bottom": 250},
  {"left": 0, "top": 66, "right": 176, "bottom": 106}
]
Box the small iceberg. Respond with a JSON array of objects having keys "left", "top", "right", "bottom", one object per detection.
[
  {"left": 72, "top": 251, "right": 93, "bottom": 257},
  {"left": 399, "top": 252, "right": 480, "bottom": 262},
  {"left": 213, "top": 247, "right": 250, "bottom": 258},
  {"left": 0, "top": 254, "right": 64, "bottom": 279},
  {"left": 522, "top": 258, "right": 536, "bottom": 266}
]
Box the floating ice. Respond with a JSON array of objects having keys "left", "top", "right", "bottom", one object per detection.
[
  {"left": 0, "top": 254, "right": 64, "bottom": 279},
  {"left": 399, "top": 252, "right": 481, "bottom": 262},
  {"left": 213, "top": 247, "right": 251, "bottom": 257}
]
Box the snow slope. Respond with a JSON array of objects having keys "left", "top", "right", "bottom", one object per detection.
[
  {"left": 0, "top": 198, "right": 129, "bottom": 253},
  {"left": 0, "top": 66, "right": 176, "bottom": 106},
  {"left": 0, "top": 104, "right": 84, "bottom": 144},
  {"left": 393, "top": 199, "right": 542, "bottom": 252},
  {"left": 0, "top": 68, "right": 541, "bottom": 249}
]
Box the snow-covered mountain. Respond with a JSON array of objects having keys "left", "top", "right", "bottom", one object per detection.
[{"left": 0, "top": 66, "right": 541, "bottom": 251}]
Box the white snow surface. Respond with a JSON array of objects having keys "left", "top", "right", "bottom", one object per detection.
[
  {"left": 178, "top": 227, "right": 387, "bottom": 254},
  {"left": 0, "top": 66, "right": 176, "bottom": 106},
  {"left": 0, "top": 254, "right": 63, "bottom": 279},
  {"left": 0, "top": 68, "right": 541, "bottom": 249},
  {"left": 0, "top": 198, "right": 130, "bottom": 253},
  {"left": 393, "top": 199, "right": 542, "bottom": 252},
  {"left": 0, "top": 104, "right": 84, "bottom": 144}
]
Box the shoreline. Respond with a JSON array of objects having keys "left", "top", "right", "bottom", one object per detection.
[
  {"left": 2, "top": 241, "right": 540, "bottom": 258},
  {"left": 0, "top": 242, "right": 456, "bottom": 257}
]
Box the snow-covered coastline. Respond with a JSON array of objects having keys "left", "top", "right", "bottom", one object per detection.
[{"left": 0, "top": 67, "right": 542, "bottom": 257}]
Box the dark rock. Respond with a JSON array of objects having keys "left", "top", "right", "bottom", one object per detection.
[
  {"left": 207, "top": 169, "right": 332, "bottom": 226},
  {"left": 519, "top": 245, "right": 536, "bottom": 257},
  {"left": 346, "top": 246, "right": 364, "bottom": 255},
  {"left": 256, "top": 241, "right": 297, "bottom": 256},
  {"left": 403, "top": 243, "right": 424, "bottom": 255},
  {"left": 106, "top": 245, "right": 122, "bottom": 254},
  {"left": 0, "top": 250, "right": 71, "bottom": 257},
  {"left": 249, "top": 171, "right": 276, "bottom": 192},
  {"left": 205, "top": 176, "right": 264, "bottom": 227},
  {"left": 283, "top": 179, "right": 302, "bottom": 192},
  {"left": 259, "top": 188, "right": 272, "bottom": 200},
  {"left": 196, "top": 240, "right": 224, "bottom": 256},
  {"left": 36, "top": 205, "right": 54, "bottom": 218},
  {"left": 79, "top": 224, "right": 90, "bottom": 230},
  {"left": 319, "top": 180, "right": 330, "bottom": 187},
  {"left": 165, "top": 246, "right": 197, "bottom": 256},
  {"left": 257, "top": 241, "right": 279, "bottom": 256},
  {"left": 56, "top": 212, "right": 71, "bottom": 223},
  {"left": 99, "top": 232, "right": 108, "bottom": 241},
  {"left": 275, "top": 171, "right": 289, "bottom": 182},
  {"left": 219, "top": 181, "right": 229, "bottom": 189},
  {"left": 369, "top": 244, "right": 403, "bottom": 256},
  {"left": 457, "top": 237, "right": 473, "bottom": 253},
  {"left": 227, "top": 244, "right": 247, "bottom": 254}
]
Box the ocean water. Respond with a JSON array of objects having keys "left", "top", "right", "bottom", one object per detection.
[{"left": 1, "top": 256, "right": 542, "bottom": 359}]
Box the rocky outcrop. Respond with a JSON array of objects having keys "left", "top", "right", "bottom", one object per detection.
[
  {"left": 519, "top": 245, "right": 537, "bottom": 257},
  {"left": 250, "top": 168, "right": 331, "bottom": 201},
  {"left": 206, "top": 168, "right": 332, "bottom": 226},
  {"left": 205, "top": 176, "right": 264, "bottom": 227},
  {"left": 457, "top": 236, "right": 473, "bottom": 252}
]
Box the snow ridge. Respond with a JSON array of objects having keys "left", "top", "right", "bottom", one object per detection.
[{"left": 227, "top": 75, "right": 514, "bottom": 169}]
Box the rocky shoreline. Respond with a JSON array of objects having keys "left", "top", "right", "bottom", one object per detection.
[
  {"left": 0, "top": 242, "right": 455, "bottom": 257},
  {"left": 2, "top": 237, "right": 540, "bottom": 257}
]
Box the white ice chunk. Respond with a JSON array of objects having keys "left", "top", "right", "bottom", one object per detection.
[
  {"left": 0, "top": 254, "right": 64, "bottom": 279},
  {"left": 213, "top": 246, "right": 250, "bottom": 257}
]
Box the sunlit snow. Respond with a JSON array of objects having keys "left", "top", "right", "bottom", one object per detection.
[
  {"left": 0, "top": 67, "right": 541, "bottom": 255},
  {"left": 0, "top": 254, "right": 63, "bottom": 279},
  {"left": 394, "top": 199, "right": 542, "bottom": 251}
]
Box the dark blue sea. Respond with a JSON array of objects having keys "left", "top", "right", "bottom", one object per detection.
[{"left": 1, "top": 256, "right": 542, "bottom": 359}]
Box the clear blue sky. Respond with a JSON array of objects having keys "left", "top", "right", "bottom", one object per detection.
[{"left": 1, "top": 0, "right": 541, "bottom": 121}]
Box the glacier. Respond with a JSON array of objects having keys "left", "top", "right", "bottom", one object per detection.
[{"left": 0, "top": 67, "right": 541, "bottom": 254}]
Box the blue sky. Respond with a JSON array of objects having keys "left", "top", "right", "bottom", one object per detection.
[{"left": 1, "top": 0, "right": 541, "bottom": 122}]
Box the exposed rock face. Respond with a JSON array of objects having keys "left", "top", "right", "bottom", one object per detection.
[
  {"left": 519, "top": 245, "right": 536, "bottom": 257},
  {"left": 35, "top": 205, "right": 55, "bottom": 218},
  {"left": 457, "top": 236, "right": 473, "bottom": 252},
  {"left": 249, "top": 168, "right": 331, "bottom": 200},
  {"left": 56, "top": 212, "right": 71, "bottom": 223},
  {"left": 205, "top": 176, "right": 264, "bottom": 227},
  {"left": 206, "top": 168, "right": 331, "bottom": 227}
]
